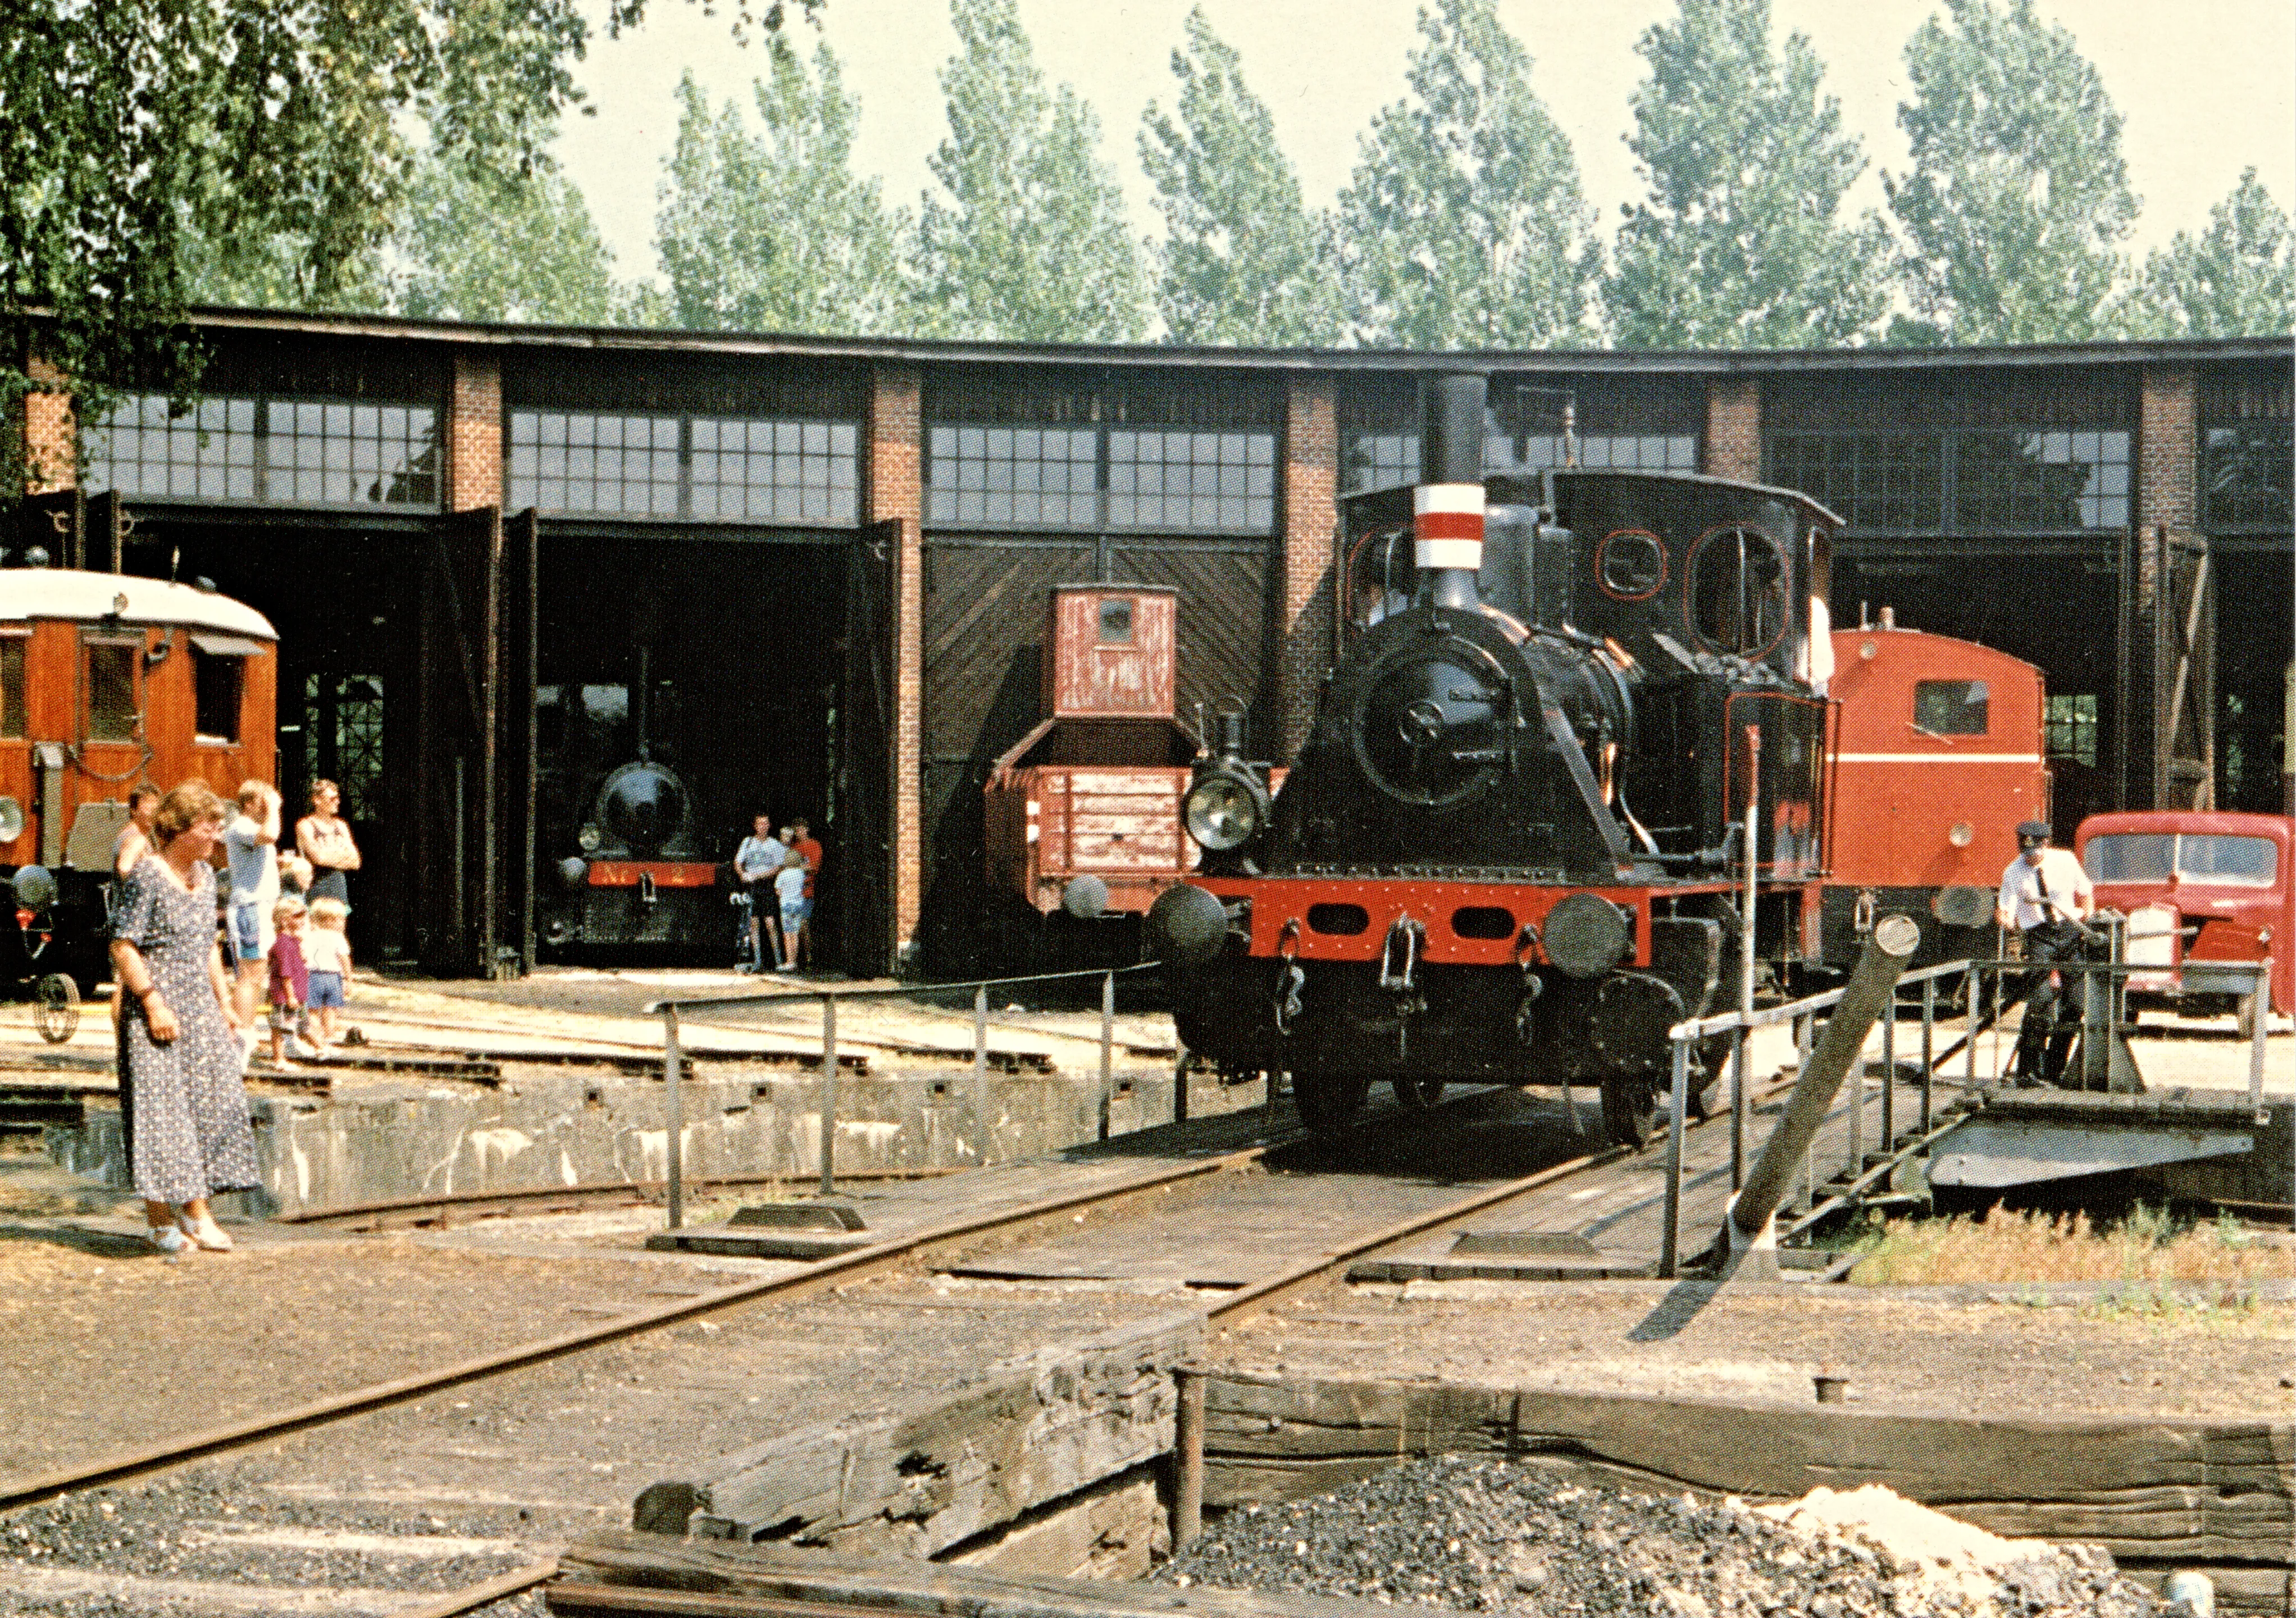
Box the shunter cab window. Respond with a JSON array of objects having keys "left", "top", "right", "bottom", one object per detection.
[
  {"left": 0, "top": 636, "right": 24, "bottom": 737},
  {"left": 1913, "top": 679, "right": 1989, "bottom": 735},
  {"left": 84, "top": 641, "right": 138, "bottom": 742}
]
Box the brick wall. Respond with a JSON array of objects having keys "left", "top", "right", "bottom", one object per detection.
[
  {"left": 1703, "top": 376, "right": 1761, "bottom": 483},
  {"left": 2136, "top": 363, "right": 2198, "bottom": 533},
  {"left": 447, "top": 351, "right": 503, "bottom": 513},
  {"left": 868, "top": 365, "right": 924, "bottom": 963},
  {"left": 1277, "top": 376, "right": 1338, "bottom": 760},
  {"left": 21, "top": 357, "right": 75, "bottom": 494}
]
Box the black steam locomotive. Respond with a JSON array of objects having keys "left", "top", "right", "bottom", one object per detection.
[{"left": 1150, "top": 376, "right": 1838, "bottom": 1147}]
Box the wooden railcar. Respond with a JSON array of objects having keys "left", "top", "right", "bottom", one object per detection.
[
  {"left": 985, "top": 587, "right": 1205, "bottom": 924},
  {"left": 1819, "top": 615, "right": 2048, "bottom": 969},
  {"left": 1, "top": 566, "right": 278, "bottom": 1000}
]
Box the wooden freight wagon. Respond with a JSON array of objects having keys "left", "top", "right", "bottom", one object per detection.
[{"left": 985, "top": 586, "right": 1213, "bottom": 922}]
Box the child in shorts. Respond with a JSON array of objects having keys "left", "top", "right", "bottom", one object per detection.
[
  {"left": 303, "top": 896, "right": 353, "bottom": 1048},
  {"left": 773, "top": 848, "right": 809, "bottom": 972},
  {"left": 265, "top": 897, "right": 312, "bottom": 1066}
]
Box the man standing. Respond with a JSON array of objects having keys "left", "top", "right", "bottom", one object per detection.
[
  {"left": 787, "top": 816, "right": 824, "bottom": 969},
  {"left": 224, "top": 781, "right": 283, "bottom": 1038},
  {"left": 733, "top": 815, "right": 786, "bottom": 971},
  {"left": 1996, "top": 818, "right": 2094, "bottom": 1085}
]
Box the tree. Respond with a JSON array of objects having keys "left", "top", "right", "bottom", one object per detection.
[
  {"left": 2, "top": 0, "right": 816, "bottom": 486},
  {"left": 396, "top": 153, "right": 619, "bottom": 324},
  {"left": 2121, "top": 170, "right": 2295, "bottom": 340},
  {"left": 1333, "top": 0, "right": 1597, "bottom": 349},
  {"left": 1605, "top": 0, "right": 1892, "bottom": 349},
  {"left": 1885, "top": 0, "right": 2138, "bottom": 345},
  {"left": 655, "top": 57, "right": 912, "bottom": 335},
  {"left": 1139, "top": 7, "right": 1340, "bottom": 347},
  {"left": 912, "top": 0, "right": 1150, "bottom": 342}
]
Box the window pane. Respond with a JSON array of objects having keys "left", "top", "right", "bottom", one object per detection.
[{"left": 1914, "top": 679, "right": 1989, "bottom": 735}]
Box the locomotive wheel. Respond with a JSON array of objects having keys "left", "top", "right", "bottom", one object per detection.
[
  {"left": 1293, "top": 1071, "right": 1370, "bottom": 1134},
  {"left": 34, "top": 974, "right": 80, "bottom": 1045},
  {"left": 1599, "top": 1077, "right": 1661, "bottom": 1151},
  {"left": 1392, "top": 1076, "right": 1445, "bottom": 1111}
]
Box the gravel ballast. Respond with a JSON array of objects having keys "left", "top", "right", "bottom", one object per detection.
[{"left": 1157, "top": 1457, "right": 2174, "bottom": 1617}]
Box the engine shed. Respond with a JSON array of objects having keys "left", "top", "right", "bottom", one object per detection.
[{"left": 7, "top": 322, "right": 2289, "bottom": 978}]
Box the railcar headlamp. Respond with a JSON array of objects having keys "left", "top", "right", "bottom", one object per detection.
[{"left": 1184, "top": 767, "right": 1267, "bottom": 853}]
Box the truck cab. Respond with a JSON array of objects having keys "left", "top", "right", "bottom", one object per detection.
[{"left": 2076, "top": 810, "right": 2293, "bottom": 1037}]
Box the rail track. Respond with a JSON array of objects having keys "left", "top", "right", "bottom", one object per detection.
[{"left": 2, "top": 1066, "right": 1837, "bottom": 1617}]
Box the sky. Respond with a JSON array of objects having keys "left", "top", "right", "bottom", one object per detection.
[{"left": 553, "top": 0, "right": 2296, "bottom": 290}]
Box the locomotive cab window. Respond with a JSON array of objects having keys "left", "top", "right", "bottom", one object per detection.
[
  {"left": 1684, "top": 526, "right": 1789, "bottom": 657},
  {"left": 84, "top": 639, "right": 138, "bottom": 742},
  {"left": 0, "top": 634, "right": 24, "bottom": 738},
  {"left": 1913, "top": 679, "right": 1988, "bottom": 736}
]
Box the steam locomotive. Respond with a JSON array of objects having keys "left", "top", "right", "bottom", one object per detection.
[{"left": 1149, "top": 375, "right": 1838, "bottom": 1147}]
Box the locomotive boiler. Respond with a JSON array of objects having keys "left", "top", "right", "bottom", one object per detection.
[{"left": 1149, "top": 375, "right": 1838, "bottom": 1147}]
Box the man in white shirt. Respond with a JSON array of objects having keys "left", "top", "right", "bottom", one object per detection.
[
  {"left": 1996, "top": 819, "right": 2094, "bottom": 1084},
  {"left": 732, "top": 815, "right": 787, "bottom": 971}
]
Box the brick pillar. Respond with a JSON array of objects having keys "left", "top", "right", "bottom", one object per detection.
[
  {"left": 868, "top": 365, "right": 924, "bottom": 964},
  {"left": 447, "top": 351, "right": 503, "bottom": 512},
  {"left": 2119, "top": 363, "right": 2207, "bottom": 811},
  {"left": 21, "top": 357, "right": 76, "bottom": 494},
  {"left": 1703, "top": 377, "right": 1761, "bottom": 482},
  {"left": 1277, "top": 376, "right": 1338, "bottom": 760}
]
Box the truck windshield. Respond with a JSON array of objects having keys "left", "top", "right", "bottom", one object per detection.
[{"left": 2086, "top": 832, "right": 2277, "bottom": 887}]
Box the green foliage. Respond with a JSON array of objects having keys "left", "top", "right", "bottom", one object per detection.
[
  {"left": 913, "top": 0, "right": 1150, "bottom": 342},
  {"left": 397, "top": 154, "right": 619, "bottom": 325},
  {"left": 1139, "top": 7, "right": 1341, "bottom": 347},
  {"left": 2120, "top": 169, "right": 2296, "bottom": 340},
  {"left": 1, "top": 0, "right": 813, "bottom": 495},
  {"left": 1606, "top": 0, "right": 1892, "bottom": 349},
  {"left": 655, "top": 56, "right": 912, "bottom": 335},
  {"left": 1885, "top": 0, "right": 2139, "bottom": 345},
  {"left": 1334, "top": 0, "right": 1596, "bottom": 349}
]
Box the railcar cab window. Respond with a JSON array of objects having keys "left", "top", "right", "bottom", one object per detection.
[
  {"left": 84, "top": 640, "right": 138, "bottom": 742},
  {"left": 192, "top": 649, "right": 244, "bottom": 744},
  {"left": 1684, "top": 525, "right": 1789, "bottom": 657},
  {"left": 0, "top": 635, "right": 23, "bottom": 738},
  {"left": 1912, "top": 679, "right": 1988, "bottom": 736}
]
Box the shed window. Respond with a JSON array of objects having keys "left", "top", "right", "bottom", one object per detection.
[
  {"left": 85, "top": 642, "right": 137, "bottom": 742},
  {"left": 193, "top": 650, "right": 244, "bottom": 742},
  {"left": 1913, "top": 679, "right": 1988, "bottom": 736},
  {"left": 0, "top": 637, "right": 23, "bottom": 738}
]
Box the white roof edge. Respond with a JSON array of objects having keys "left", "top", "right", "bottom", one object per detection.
[{"left": 0, "top": 570, "right": 276, "bottom": 640}]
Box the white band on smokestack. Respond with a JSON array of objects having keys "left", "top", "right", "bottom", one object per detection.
[{"left": 1414, "top": 482, "right": 1486, "bottom": 572}]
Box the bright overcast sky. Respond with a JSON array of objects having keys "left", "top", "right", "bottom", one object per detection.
[{"left": 554, "top": 0, "right": 2296, "bottom": 290}]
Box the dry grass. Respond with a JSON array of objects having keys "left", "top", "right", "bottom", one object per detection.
[{"left": 1846, "top": 1206, "right": 2293, "bottom": 1289}]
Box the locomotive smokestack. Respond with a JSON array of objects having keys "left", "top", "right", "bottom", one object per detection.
[{"left": 1418, "top": 374, "right": 1487, "bottom": 611}]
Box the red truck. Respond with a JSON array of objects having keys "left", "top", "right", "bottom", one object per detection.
[{"left": 2076, "top": 810, "right": 2293, "bottom": 1038}]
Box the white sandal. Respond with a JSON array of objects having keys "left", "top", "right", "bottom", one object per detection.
[{"left": 177, "top": 1213, "right": 234, "bottom": 1252}]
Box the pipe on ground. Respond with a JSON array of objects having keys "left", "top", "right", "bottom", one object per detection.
[{"left": 1729, "top": 912, "right": 1921, "bottom": 1247}]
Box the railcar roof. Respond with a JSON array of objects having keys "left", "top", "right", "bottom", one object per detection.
[{"left": 0, "top": 569, "right": 276, "bottom": 640}]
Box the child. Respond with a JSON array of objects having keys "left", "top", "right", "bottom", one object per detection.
[
  {"left": 265, "top": 897, "right": 312, "bottom": 1066},
  {"left": 303, "top": 896, "right": 354, "bottom": 1048},
  {"left": 773, "top": 848, "right": 809, "bottom": 972}
]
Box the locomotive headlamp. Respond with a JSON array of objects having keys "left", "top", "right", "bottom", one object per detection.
[
  {"left": 0, "top": 795, "right": 22, "bottom": 845},
  {"left": 1185, "top": 767, "right": 1268, "bottom": 852},
  {"left": 577, "top": 823, "right": 603, "bottom": 853},
  {"left": 11, "top": 864, "right": 58, "bottom": 911}
]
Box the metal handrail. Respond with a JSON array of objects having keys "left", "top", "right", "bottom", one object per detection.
[{"left": 644, "top": 963, "right": 1165, "bottom": 1228}]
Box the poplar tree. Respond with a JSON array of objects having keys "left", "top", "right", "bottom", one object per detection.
[
  {"left": 1606, "top": 0, "right": 1891, "bottom": 349},
  {"left": 397, "top": 155, "right": 619, "bottom": 325},
  {"left": 2121, "top": 170, "right": 2296, "bottom": 340},
  {"left": 1139, "top": 7, "right": 1340, "bottom": 347},
  {"left": 912, "top": 0, "right": 1150, "bottom": 342},
  {"left": 654, "top": 56, "right": 912, "bottom": 335},
  {"left": 1885, "top": 0, "right": 2138, "bottom": 345},
  {"left": 1333, "top": 0, "right": 1596, "bottom": 349}
]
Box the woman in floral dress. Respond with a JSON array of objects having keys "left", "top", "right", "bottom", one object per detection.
[{"left": 110, "top": 780, "right": 258, "bottom": 1254}]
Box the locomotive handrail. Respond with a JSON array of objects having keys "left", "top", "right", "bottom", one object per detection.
[{"left": 645, "top": 962, "right": 1165, "bottom": 1227}]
